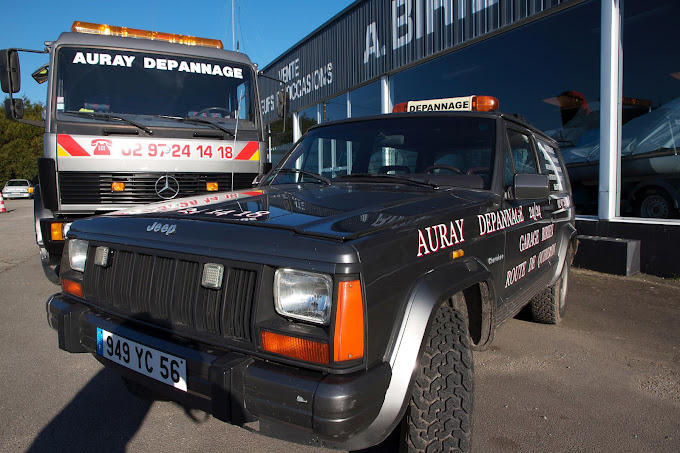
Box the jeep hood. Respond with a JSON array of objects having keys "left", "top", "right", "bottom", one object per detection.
[{"left": 105, "top": 184, "right": 488, "bottom": 241}]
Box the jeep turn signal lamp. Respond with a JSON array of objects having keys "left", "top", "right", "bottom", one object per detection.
[
  {"left": 71, "top": 21, "right": 224, "bottom": 49},
  {"left": 334, "top": 280, "right": 364, "bottom": 362},
  {"left": 261, "top": 280, "right": 365, "bottom": 365},
  {"left": 393, "top": 95, "right": 499, "bottom": 113},
  {"left": 261, "top": 330, "right": 330, "bottom": 364},
  {"left": 62, "top": 278, "right": 84, "bottom": 298},
  {"left": 206, "top": 182, "right": 219, "bottom": 192}
]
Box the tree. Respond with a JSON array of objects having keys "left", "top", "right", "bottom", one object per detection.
[{"left": 0, "top": 98, "right": 44, "bottom": 188}]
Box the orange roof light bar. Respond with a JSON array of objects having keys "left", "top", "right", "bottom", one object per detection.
[
  {"left": 71, "top": 21, "right": 224, "bottom": 49},
  {"left": 334, "top": 280, "right": 365, "bottom": 362},
  {"left": 393, "top": 95, "right": 499, "bottom": 113},
  {"left": 261, "top": 330, "right": 330, "bottom": 364}
]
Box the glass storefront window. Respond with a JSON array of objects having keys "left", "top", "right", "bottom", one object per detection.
[
  {"left": 322, "top": 94, "right": 348, "bottom": 122},
  {"left": 349, "top": 81, "right": 382, "bottom": 117},
  {"left": 390, "top": 1, "right": 601, "bottom": 214},
  {"left": 300, "top": 104, "right": 320, "bottom": 135},
  {"left": 620, "top": 0, "right": 680, "bottom": 219}
]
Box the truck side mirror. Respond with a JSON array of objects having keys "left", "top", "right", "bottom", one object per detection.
[
  {"left": 0, "top": 49, "right": 21, "bottom": 94},
  {"left": 4, "top": 98, "right": 24, "bottom": 120},
  {"left": 514, "top": 173, "right": 549, "bottom": 200},
  {"left": 277, "top": 89, "right": 288, "bottom": 118}
]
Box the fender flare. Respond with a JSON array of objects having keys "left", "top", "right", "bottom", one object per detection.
[{"left": 337, "top": 258, "right": 492, "bottom": 450}]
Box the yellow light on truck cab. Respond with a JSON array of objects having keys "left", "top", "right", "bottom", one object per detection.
[
  {"left": 260, "top": 330, "right": 329, "bottom": 364},
  {"left": 111, "top": 182, "right": 125, "bottom": 192},
  {"left": 334, "top": 280, "right": 364, "bottom": 362},
  {"left": 206, "top": 182, "right": 219, "bottom": 192},
  {"left": 51, "top": 222, "right": 65, "bottom": 241},
  {"left": 71, "top": 21, "right": 224, "bottom": 49}
]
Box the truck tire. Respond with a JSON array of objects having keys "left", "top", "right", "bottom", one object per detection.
[
  {"left": 530, "top": 255, "right": 570, "bottom": 324},
  {"left": 404, "top": 294, "right": 474, "bottom": 453},
  {"left": 33, "top": 187, "right": 60, "bottom": 285}
]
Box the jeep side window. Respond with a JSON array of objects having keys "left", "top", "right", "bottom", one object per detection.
[
  {"left": 507, "top": 129, "right": 538, "bottom": 176},
  {"left": 536, "top": 139, "right": 566, "bottom": 192}
]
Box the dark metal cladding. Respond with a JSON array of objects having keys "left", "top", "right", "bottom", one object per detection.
[{"left": 259, "top": 0, "right": 576, "bottom": 121}]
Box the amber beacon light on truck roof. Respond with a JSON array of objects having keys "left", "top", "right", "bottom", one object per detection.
[
  {"left": 393, "top": 95, "right": 499, "bottom": 113},
  {"left": 71, "top": 21, "right": 224, "bottom": 49}
]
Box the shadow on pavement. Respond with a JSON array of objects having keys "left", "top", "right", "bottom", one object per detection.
[{"left": 26, "top": 369, "right": 152, "bottom": 453}]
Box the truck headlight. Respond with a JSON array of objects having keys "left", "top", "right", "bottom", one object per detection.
[
  {"left": 68, "top": 239, "right": 89, "bottom": 272},
  {"left": 274, "top": 269, "right": 333, "bottom": 325}
]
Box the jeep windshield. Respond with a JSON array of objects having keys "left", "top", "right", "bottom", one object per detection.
[
  {"left": 53, "top": 47, "right": 257, "bottom": 131},
  {"left": 266, "top": 116, "right": 496, "bottom": 189}
]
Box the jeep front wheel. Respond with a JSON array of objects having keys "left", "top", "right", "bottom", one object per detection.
[{"left": 405, "top": 294, "right": 474, "bottom": 452}]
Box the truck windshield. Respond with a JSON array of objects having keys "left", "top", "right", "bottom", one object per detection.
[
  {"left": 54, "top": 46, "right": 257, "bottom": 130},
  {"left": 269, "top": 116, "right": 496, "bottom": 189}
]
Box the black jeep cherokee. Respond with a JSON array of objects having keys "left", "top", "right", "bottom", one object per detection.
[{"left": 47, "top": 96, "right": 576, "bottom": 452}]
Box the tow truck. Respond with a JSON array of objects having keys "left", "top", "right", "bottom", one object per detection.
[{"left": 1, "top": 21, "right": 282, "bottom": 282}]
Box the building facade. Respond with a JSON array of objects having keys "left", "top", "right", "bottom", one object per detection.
[{"left": 259, "top": 0, "right": 680, "bottom": 276}]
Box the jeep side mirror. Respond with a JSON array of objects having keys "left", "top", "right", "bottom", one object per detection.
[
  {"left": 277, "top": 89, "right": 288, "bottom": 118},
  {"left": 514, "top": 173, "right": 549, "bottom": 200},
  {"left": 0, "top": 49, "right": 21, "bottom": 94}
]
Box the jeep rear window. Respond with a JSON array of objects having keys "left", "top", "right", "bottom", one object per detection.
[{"left": 275, "top": 116, "right": 496, "bottom": 189}]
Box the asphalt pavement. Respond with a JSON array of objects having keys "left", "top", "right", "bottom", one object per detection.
[{"left": 0, "top": 198, "right": 678, "bottom": 453}]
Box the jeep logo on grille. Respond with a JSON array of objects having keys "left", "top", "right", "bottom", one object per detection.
[{"left": 146, "top": 222, "right": 177, "bottom": 236}]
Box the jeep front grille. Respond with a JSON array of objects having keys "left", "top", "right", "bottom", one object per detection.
[
  {"left": 59, "top": 172, "right": 258, "bottom": 204},
  {"left": 82, "top": 246, "right": 258, "bottom": 344}
]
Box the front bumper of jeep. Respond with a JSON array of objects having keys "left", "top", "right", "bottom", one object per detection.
[{"left": 46, "top": 293, "right": 392, "bottom": 449}]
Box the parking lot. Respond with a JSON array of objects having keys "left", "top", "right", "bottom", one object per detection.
[{"left": 1, "top": 197, "right": 678, "bottom": 452}]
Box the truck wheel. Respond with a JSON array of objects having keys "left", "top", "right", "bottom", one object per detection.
[
  {"left": 404, "top": 294, "right": 474, "bottom": 453},
  {"left": 530, "top": 255, "right": 570, "bottom": 324}
]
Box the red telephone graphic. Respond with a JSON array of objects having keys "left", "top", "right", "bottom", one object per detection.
[{"left": 91, "top": 139, "right": 112, "bottom": 156}]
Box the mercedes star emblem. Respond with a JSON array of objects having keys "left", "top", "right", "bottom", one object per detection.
[{"left": 155, "top": 175, "right": 180, "bottom": 199}]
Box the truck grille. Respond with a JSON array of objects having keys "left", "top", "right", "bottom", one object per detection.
[
  {"left": 82, "top": 246, "right": 259, "bottom": 344},
  {"left": 59, "top": 172, "right": 258, "bottom": 204}
]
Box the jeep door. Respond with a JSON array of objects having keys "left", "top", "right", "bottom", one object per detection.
[{"left": 499, "top": 127, "right": 554, "bottom": 314}]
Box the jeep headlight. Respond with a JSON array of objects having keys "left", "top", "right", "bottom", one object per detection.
[
  {"left": 274, "top": 269, "right": 333, "bottom": 324},
  {"left": 68, "top": 239, "right": 89, "bottom": 272}
]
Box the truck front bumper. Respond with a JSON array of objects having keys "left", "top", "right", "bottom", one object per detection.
[{"left": 46, "top": 293, "right": 391, "bottom": 449}]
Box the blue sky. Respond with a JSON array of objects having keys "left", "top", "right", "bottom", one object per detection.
[{"left": 2, "top": 0, "right": 355, "bottom": 103}]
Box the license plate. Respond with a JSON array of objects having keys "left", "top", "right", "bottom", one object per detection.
[{"left": 96, "top": 328, "right": 187, "bottom": 392}]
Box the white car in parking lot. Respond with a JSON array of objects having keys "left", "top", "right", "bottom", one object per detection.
[{"left": 2, "top": 179, "right": 34, "bottom": 199}]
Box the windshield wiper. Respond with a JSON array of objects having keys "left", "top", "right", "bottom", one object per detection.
[
  {"left": 155, "top": 115, "right": 235, "bottom": 138},
  {"left": 338, "top": 173, "right": 439, "bottom": 189},
  {"left": 63, "top": 111, "right": 153, "bottom": 135},
  {"left": 270, "top": 168, "right": 332, "bottom": 185}
]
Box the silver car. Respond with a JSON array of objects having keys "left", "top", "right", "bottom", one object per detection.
[{"left": 2, "top": 179, "right": 34, "bottom": 199}]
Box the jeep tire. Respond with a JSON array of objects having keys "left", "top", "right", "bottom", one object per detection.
[
  {"left": 404, "top": 294, "right": 474, "bottom": 452},
  {"left": 530, "top": 255, "right": 570, "bottom": 324}
]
